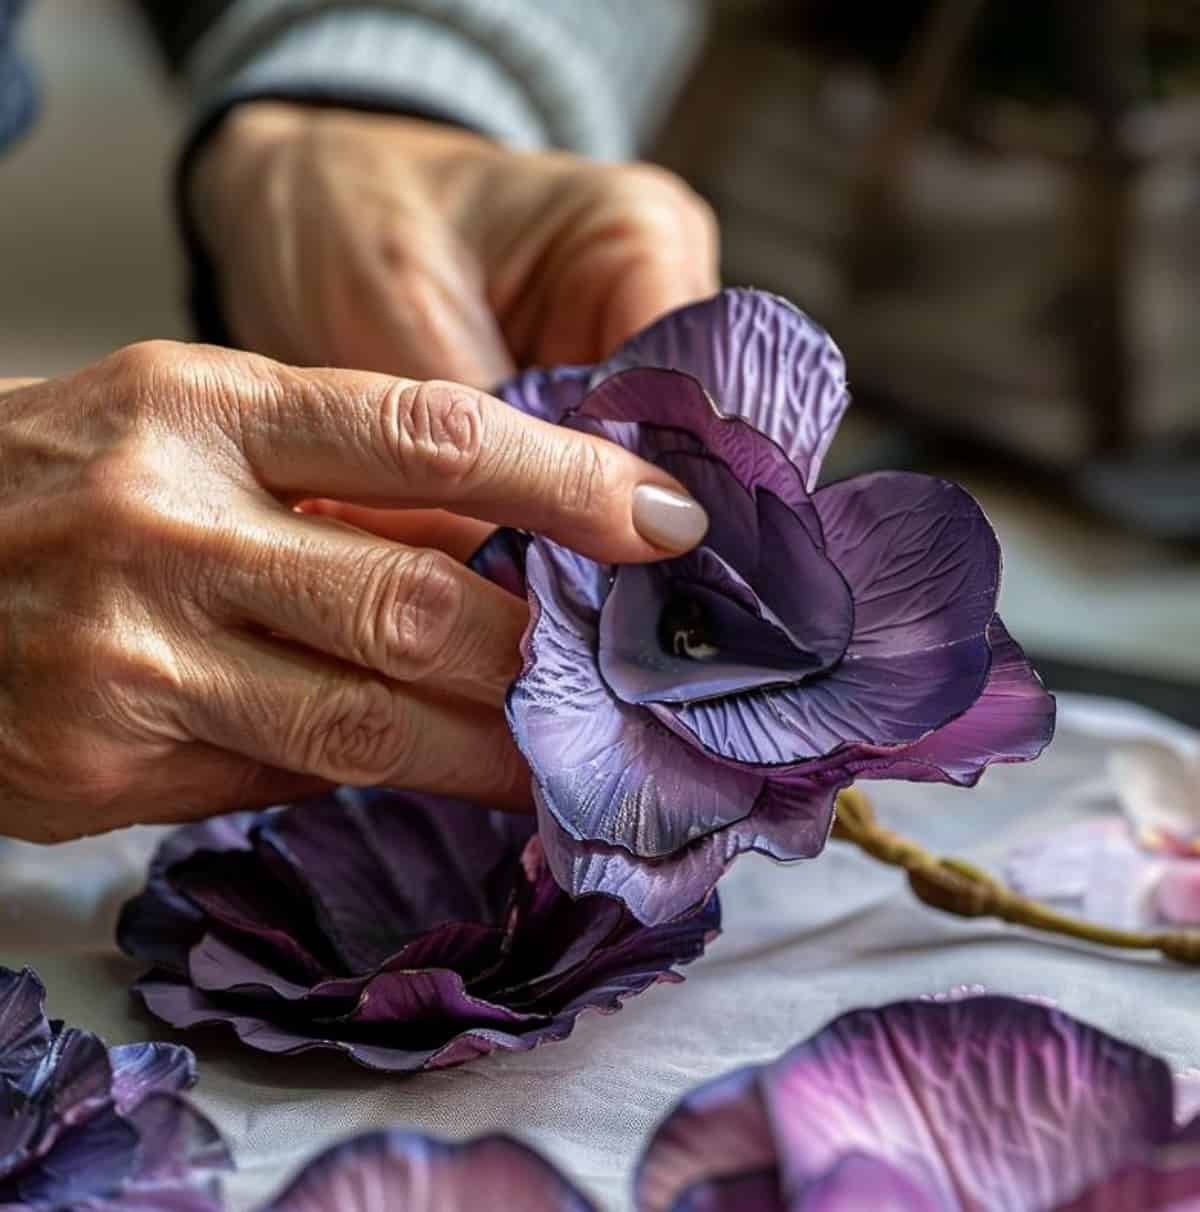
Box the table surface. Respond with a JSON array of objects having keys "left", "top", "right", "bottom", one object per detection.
[{"left": 3, "top": 692, "right": 1199, "bottom": 1211}]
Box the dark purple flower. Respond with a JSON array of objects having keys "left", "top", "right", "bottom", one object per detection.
[
  {"left": 635, "top": 995, "right": 1200, "bottom": 1212},
  {"left": 482, "top": 288, "right": 1056, "bottom": 924},
  {"left": 0, "top": 965, "right": 230, "bottom": 1212},
  {"left": 117, "top": 787, "right": 718, "bottom": 1073},
  {"left": 259, "top": 1131, "right": 596, "bottom": 1212}
]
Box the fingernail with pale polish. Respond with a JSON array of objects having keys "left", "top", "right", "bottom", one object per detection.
[{"left": 632, "top": 484, "right": 709, "bottom": 553}]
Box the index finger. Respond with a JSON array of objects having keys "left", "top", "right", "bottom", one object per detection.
[{"left": 225, "top": 361, "right": 710, "bottom": 564}]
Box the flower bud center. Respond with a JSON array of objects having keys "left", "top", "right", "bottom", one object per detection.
[{"left": 659, "top": 595, "right": 720, "bottom": 661}]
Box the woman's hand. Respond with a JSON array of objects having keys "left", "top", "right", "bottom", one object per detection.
[
  {"left": 190, "top": 103, "right": 720, "bottom": 387},
  {"left": 0, "top": 344, "right": 706, "bottom": 842}
]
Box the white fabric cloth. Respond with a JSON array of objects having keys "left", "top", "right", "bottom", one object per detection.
[{"left": 3, "top": 693, "right": 1198, "bottom": 1210}]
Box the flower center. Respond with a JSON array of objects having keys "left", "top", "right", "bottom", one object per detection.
[{"left": 659, "top": 595, "right": 720, "bottom": 661}]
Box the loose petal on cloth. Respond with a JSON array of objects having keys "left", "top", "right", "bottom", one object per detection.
[
  {"left": 118, "top": 789, "right": 719, "bottom": 1072},
  {"left": 260, "top": 1131, "right": 599, "bottom": 1212},
  {"left": 0, "top": 966, "right": 229, "bottom": 1212},
  {"left": 636, "top": 996, "right": 1200, "bottom": 1212},
  {"left": 1008, "top": 737, "right": 1200, "bottom": 930},
  {"left": 490, "top": 289, "right": 1053, "bottom": 923}
]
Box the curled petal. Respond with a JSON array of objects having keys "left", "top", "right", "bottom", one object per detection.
[
  {"left": 537, "top": 778, "right": 837, "bottom": 927},
  {"left": 512, "top": 540, "right": 764, "bottom": 857},
  {"left": 598, "top": 289, "right": 849, "bottom": 490},
  {"left": 637, "top": 1066, "right": 776, "bottom": 1212},
  {"left": 122, "top": 790, "right": 718, "bottom": 1072},
  {"left": 0, "top": 968, "right": 50, "bottom": 1087},
  {"left": 850, "top": 617, "right": 1056, "bottom": 787},
  {"left": 106, "top": 1043, "right": 194, "bottom": 1116}
]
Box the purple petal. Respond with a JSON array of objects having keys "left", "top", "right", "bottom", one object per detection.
[
  {"left": 122, "top": 1091, "right": 232, "bottom": 1184},
  {"left": 659, "top": 472, "right": 1002, "bottom": 765},
  {"left": 129, "top": 979, "right": 435, "bottom": 1072},
  {"left": 816, "top": 472, "right": 1000, "bottom": 660},
  {"left": 10, "top": 1105, "right": 139, "bottom": 1204},
  {"left": 790, "top": 1153, "right": 945, "bottom": 1212},
  {"left": 598, "top": 561, "right": 821, "bottom": 707},
  {"left": 571, "top": 369, "right": 820, "bottom": 542},
  {"left": 107, "top": 1044, "right": 195, "bottom": 1116},
  {"left": 637, "top": 1066, "right": 775, "bottom": 1212},
  {"left": 0, "top": 969, "right": 50, "bottom": 1087},
  {"left": 762, "top": 997, "right": 1175, "bottom": 1210},
  {"left": 536, "top": 777, "right": 837, "bottom": 926},
  {"left": 169, "top": 850, "right": 334, "bottom": 984},
  {"left": 665, "top": 1171, "right": 784, "bottom": 1212},
  {"left": 850, "top": 617, "right": 1056, "bottom": 787},
  {"left": 256, "top": 788, "right": 529, "bottom": 973},
  {"left": 496, "top": 363, "right": 592, "bottom": 424},
  {"left": 511, "top": 540, "right": 764, "bottom": 857},
  {"left": 598, "top": 289, "right": 849, "bottom": 490},
  {"left": 1052, "top": 1152, "right": 1200, "bottom": 1212},
  {"left": 39, "top": 1028, "right": 112, "bottom": 1126},
  {"left": 261, "top": 1131, "right": 597, "bottom": 1212},
  {"left": 117, "top": 814, "right": 257, "bottom": 974},
  {"left": 466, "top": 526, "right": 528, "bottom": 598}
]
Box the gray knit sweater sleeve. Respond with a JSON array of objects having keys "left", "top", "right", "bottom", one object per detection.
[{"left": 181, "top": 1, "right": 709, "bottom": 159}]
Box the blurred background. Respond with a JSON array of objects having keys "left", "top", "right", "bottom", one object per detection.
[{"left": 2, "top": 0, "right": 1199, "bottom": 723}]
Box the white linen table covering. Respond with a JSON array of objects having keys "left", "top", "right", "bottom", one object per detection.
[{"left": 2, "top": 693, "right": 1198, "bottom": 1211}]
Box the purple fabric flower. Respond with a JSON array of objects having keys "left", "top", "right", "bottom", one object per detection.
[
  {"left": 259, "top": 1131, "right": 597, "bottom": 1212},
  {"left": 635, "top": 995, "right": 1200, "bottom": 1212},
  {"left": 117, "top": 787, "right": 718, "bottom": 1073},
  {"left": 482, "top": 288, "right": 1056, "bottom": 924},
  {"left": 1008, "top": 739, "right": 1200, "bottom": 929},
  {"left": 0, "top": 965, "right": 230, "bottom": 1212}
]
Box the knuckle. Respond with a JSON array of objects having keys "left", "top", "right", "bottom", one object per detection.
[
  {"left": 607, "top": 164, "right": 712, "bottom": 231},
  {"left": 104, "top": 338, "right": 180, "bottom": 380},
  {"left": 380, "top": 379, "right": 486, "bottom": 488},
  {"left": 556, "top": 439, "right": 611, "bottom": 521},
  {"left": 354, "top": 548, "right": 467, "bottom": 681},
  {"left": 297, "top": 678, "right": 414, "bottom": 783}
]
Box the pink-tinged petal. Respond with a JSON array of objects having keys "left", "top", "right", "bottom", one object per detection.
[
  {"left": 536, "top": 777, "right": 838, "bottom": 927},
  {"left": 1154, "top": 866, "right": 1200, "bottom": 927},
  {"left": 107, "top": 1044, "right": 195, "bottom": 1115},
  {"left": 1109, "top": 741, "right": 1200, "bottom": 850},
  {"left": 511, "top": 540, "right": 764, "bottom": 858},
  {"left": 850, "top": 617, "right": 1056, "bottom": 787},
  {"left": 637, "top": 1066, "right": 776, "bottom": 1212},
  {"left": 0, "top": 969, "right": 50, "bottom": 1088},
  {"left": 260, "top": 1131, "right": 598, "bottom": 1212},
  {"left": 1007, "top": 820, "right": 1164, "bottom": 931},
  {"left": 790, "top": 1153, "right": 947, "bottom": 1212},
  {"left": 598, "top": 289, "right": 849, "bottom": 491},
  {"left": 763, "top": 998, "right": 1174, "bottom": 1210},
  {"left": 1052, "top": 1144, "right": 1200, "bottom": 1212}
]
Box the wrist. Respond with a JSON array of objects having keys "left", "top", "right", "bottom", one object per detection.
[{"left": 188, "top": 101, "right": 311, "bottom": 249}]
